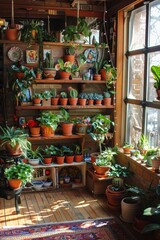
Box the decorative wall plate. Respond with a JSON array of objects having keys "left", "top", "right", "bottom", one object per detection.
[
  {"left": 8, "top": 47, "right": 23, "bottom": 62},
  {"left": 84, "top": 48, "right": 97, "bottom": 63}
]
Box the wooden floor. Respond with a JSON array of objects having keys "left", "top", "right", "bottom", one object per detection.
[{"left": 0, "top": 188, "right": 151, "bottom": 239}]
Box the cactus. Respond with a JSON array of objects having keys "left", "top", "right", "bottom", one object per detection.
[
  {"left": 50, "top": 89, "right": 57, "bottom": 98},
  {"left": 44, "top": 52, "right": 54, "bottom": 69},
  {"left": 69, "top": 88, "right": 78, "bottom": 98}
]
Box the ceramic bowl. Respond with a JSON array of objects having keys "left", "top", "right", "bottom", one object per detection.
[
  {"left": 28, "top": 158, "right": 40, "bottom": 166},
  {"left": 43, "top": 180, "right": 52, "bottom": 187},
  {"left": 32, "top": 180, "right": 44, "bottom": 190}
]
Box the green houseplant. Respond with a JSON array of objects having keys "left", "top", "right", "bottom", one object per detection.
[
  {"left": 62, "top": 18, "right": 91, "bottom": 43},
  {"left": 37, "top": 111, "right": 62, "bottom": 137},
  {"left": 4, "top": 161, "right": 34, "bottom": 188},
  {"left": 89, "top": 114, "right": 114, "bottom": 154},
  {"left": 151, "top": 65, "right": 160, "bottom": 99},
  {"left": 26, "top": 146, "right": 42, "bottom": 165},
  {"left": 0, "top": 126, "right": 31, "bottom": 156},
  {"left": 43, "top": 52, "right": 56, "bottom": 79},
  {"left": 60, "top": 108, "right": 74, "bottom": 136},
  {"left": 137, "top": 134, "right": 149, "bottom": 154}
]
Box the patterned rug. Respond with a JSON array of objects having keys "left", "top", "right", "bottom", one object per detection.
[{"left": 0, "top": 217, "right": 137, "bottom": 240}]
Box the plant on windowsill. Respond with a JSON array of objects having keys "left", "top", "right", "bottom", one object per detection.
[
  {"left": 4, "top": 161, "right": 34, "bottom": 189},
  {"left": 122, "top": 142, "right": 134, "bottom": 154},
  {"left": 137, "top": 134, "right": 149, "bottom": 154},
  {"left": 151, "top": 65, "right": 160, "bottom": 100},
  {"left": 0, "top": 126, "right": 31, "bottom": 156}
]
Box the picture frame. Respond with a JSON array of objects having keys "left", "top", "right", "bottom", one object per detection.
[{"left": 26, "top": 50, "right": 38, "bottom": 63}]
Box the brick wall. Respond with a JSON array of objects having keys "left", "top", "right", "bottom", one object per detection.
[{"left": 115, "top": 152, "right": 160, "bottom": 190}]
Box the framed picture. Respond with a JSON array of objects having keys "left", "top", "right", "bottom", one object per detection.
[
  {"left": 26, "top": 50, "right": 38, "bottom": 63},
  {"left": 43, "top": 49, "right": 52, "bottom": 60}
]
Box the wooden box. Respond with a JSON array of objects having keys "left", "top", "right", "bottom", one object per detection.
[{"left": 86, "top": 168, "right": 112, "bottom": 195}]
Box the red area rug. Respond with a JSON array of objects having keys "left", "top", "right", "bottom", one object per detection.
[{"left": 0, "top": 217, "right": 136, "bottom": 240}]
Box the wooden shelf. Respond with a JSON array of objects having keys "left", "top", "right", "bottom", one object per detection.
[
  {"left": 34, "top": 79, "right": 107, "bottom": 84},
  {"left": 16, "top": 105, "right": 114, "bottom": 110},
  {"left": 28, "top": 134, "right": 84, "bottom": 141}
]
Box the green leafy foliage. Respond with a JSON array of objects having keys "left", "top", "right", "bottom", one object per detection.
[{"left": 151, "top": 65, "right": 160, "bottom": 90}]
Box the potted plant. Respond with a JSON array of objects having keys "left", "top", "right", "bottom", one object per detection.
[
  {"left": 11, "top": 64, "right": 36, "bottom": 105},
  {"left": 41, "top": 146, "right": 53, "bottom": 165},
  {"left": 137, "top": 134, "right": 149, "bottom": 154},
  {"left": 27, "top": 119, "right": 41, "bottom": 137},
  {"left": 65, "top": 146, "right": 74, "bottom": 163},
  {"left": 151, "top": 65, "right": 160, "bottom": 100},
  {"left": 62, "top": 18, "right": 91, "bottom": 43},
  {"left": 68, "top": 86, "right": 78, "bottom": 105},
  {"left": 41, "top": 90, "right": 52, "bottom": 106},
  {"left": 92, "top": 42, "right": 107, "bottom": 80},
  {"left": 101, "top": 62, "right": 117, "bottom": 81},
  {"left": 89, "top": 114, "right": 114, "bottom": 155},
  {"left": 20, "top": 19, "right": 43, "bottom": 46},
  {"left": 36, "top": 111, "right": 62, "bottom": 137},
  {"left": 145, "top": 148, "right": 157, "bottom": 167},
  {"left": 55, "top": 145, "right": 69, "bottom": 164},
  {"left": 0, "top": 126, "right": 31, "bottom": 156},
  {"left": 36, "top": 68, "right": 43, "bottom": 79},
  {"left": 26, "top": 146, "right": 42, "bottom": 166},
  {"left": 43, "top": 52, "right": 56, "bottom": 79},
  {"left": 55, "top": 58, "right": 72, "bottom": 80},
  {"left": 87, "top": 93, "right": 95, "bottom": 105},
  {"left": 59, "top": 91, "right": 68, "bottom": 106},
  {"left": 78, "top": 92, "right": 88, "bottom": 106},
  {"left": 4, "top": 161, "right": 34, "bottom": 189},
  {"left": 73, "top": 116, "right": 90, "bottom": 135},
  {"left": 50, "top": 89, "right": 59, "bottom": 106},
  {"left": 74, "top": 144, "right": 83, "bottom": 162},
  {"left": 122, "top": 142, "right": 134, "bottom": 154},
  {"left": 32, "top": 92, "right": 42, "bottom": 105},
  {"left": 60, "top": 108, "right": 74, "bottom": 136},
  {"left": 103, "top": 79, "right": 116, "bottom": 106},
  {"left": 93, "top": 93, "right": 103, "bottom": 105},
  {"left": 92, "top": 147, "right": 117, "bottom": 175}
]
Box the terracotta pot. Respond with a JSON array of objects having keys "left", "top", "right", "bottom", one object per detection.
[
  {"left": 61, "top": 123, "right": 73, "bottom": 136},
  {"left": 8, "top": 179, "right": 22, "bottom": 189},
  {"left": 95, "top": 99, "right": 102, "bottom": 105},
  {"left": 59, "top": 71, "right": 70, "bottom": 80},
  {"left": 68, "top": 98, "right": 78, "bottom": 106},
  {"left": 51, "top": 97, "right": 59, "bottom": 106},
  {"left": 36, "top": 73, "right": 42, "bottom": 79},
  {"left": 103, "top": 98, "right": 111, "bottom": 106},
  {"left": 59, "top": 98, "right": 68, "bottom": 106},
  {"left": 100, "top": 69, "right": 107, "bottom": 80},
  {"left": 43, "top": 157, "right": 52, "bottom": 164},
  {"left": 5, "top": 29, "right": 18, "bottom": 41},
  {"left": 152, "top": 157, "right": 160, "bottom": 171},
  {"left": 93, "top": 74, "right": 101, "bottom": 81},
  {"left": 121, "top": 197, "right": 141, "bottom": 223},
  {"left": 92, "top": 163, "right": 110, "bottom": 175},
  {"left": 5, "top": 142, "right": 22, "bottom": 156},
  {"left": 75, "top": 123, "right": 88, "bottom": 135},
  {"left": 43, "top": 69, "right": 56, "bottom": 79},
  {"left": 29, "top": 127, "right": 41, "bottom": 136},
  {"left": 78, "top": 98, "right": 87, "bottom": 106},
  {"left": 87, "top": 99, "right": 94, "bottom": 105},
  {"left": 64, "top": 55, "right": 75, "bottom": 65},
  {"left": 133, "top": 214, "right": 150, "bottom": 232},
  {"left": 41, "top": 125, "right": 54, "bottom": 137},
  {"left": 56, "top": 156, "right": 65, "bottom": 164},
  {"left": 105, "top": 185, "right": 127, "bottom": 210},
  {"left": 66, "top": 155, "right": 74, "bottom": 163},
  {"left": 33, "top": 98, "right": 41, "bottom": 105},
  {"left": 75, "top": 154, "right": 83, "bottom": 162},
  {"left": 123, "top": 147, "right": 133, "bottom": 154},
  {"left": 90, "top": 152, "right": 99, "bottom": 163}
]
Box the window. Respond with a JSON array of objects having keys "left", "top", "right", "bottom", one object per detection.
[{"left": 125, "top": 0, "right": 160, "bottom": 147}]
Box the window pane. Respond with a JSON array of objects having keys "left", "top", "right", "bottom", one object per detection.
[
  {"left": 149, "top": 0, "right": 160, "bottom": 47},
  {"left": 145, "top": 107, "right": 160, "bottom": 147},
  {"left": 129, "top": 6, "right": 146, "bottom": 50},
  {"left": 126, "top": 104, "right": 143, "bottom": 146},
  {"left": 147, "top": 51, "right": 160, "bottom": 101},
  {"left": 127, "top": 55, "right": 144, "bottom": 100}
]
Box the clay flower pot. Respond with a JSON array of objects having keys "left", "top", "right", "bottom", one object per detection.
[
  {"left": 8, "top": 179, "right": 22, "bottom": 189},
  {"left": 59, "top": 71, "right": 70, "bottom": 80},
  {"left": 65, "top": 155, "right": 74, "bottom": 163}
]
